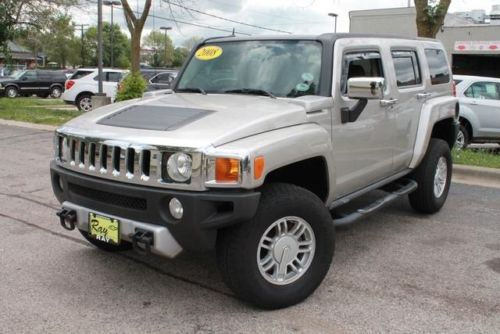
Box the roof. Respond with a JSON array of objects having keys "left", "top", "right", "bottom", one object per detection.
[
  {"left": 203, "top": 33, "right": 433, "bottom": 44},
  {"left": 453, "top": 74, "right": 500, "bottom": 82}
]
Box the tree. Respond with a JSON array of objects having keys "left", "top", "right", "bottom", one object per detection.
[
  {"left": 42, "top": 14, "right": 79, "bottom": 67},
  {"left": 173, "top": 47, "right": 189, "bottom": 67},
  {"left": 142, "top": 30, "right": 174, "bottom": 67},
  {"left": 182, "top": 36, "right": 203, "bottom": 51},
  {"left": 415, "top": 0, "right": 452, "bottom": 37},
  {"left": 121, "top": 0, "right": 152, "bottom": 73},
  {"left": 84, "top": 23, "right": 131, "bottom": 68},
  {"left": 0, "top": 0, "right": 75, "bottom": 50}
]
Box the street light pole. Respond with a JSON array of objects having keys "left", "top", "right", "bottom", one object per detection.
[
  {"left": 160, "top": 26, "right": 172, "bottom": 67},
  {"left": 103, "top": 0, "right": 121, "bottom": 68},
  {"left": 97, "top": 0, "right": 103, "bottom": 94},
  {"left": 328, "top": 13, "right": 338, "bottom": 33}
]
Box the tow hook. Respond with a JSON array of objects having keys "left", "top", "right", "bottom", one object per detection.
[
  {"left": 56, "top": 209, "right": 77, "bottom": 231},
  {"left": 129, "top": 229, "right": 154, "bottom": 255}
]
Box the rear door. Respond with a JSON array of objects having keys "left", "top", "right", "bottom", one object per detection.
[
  {"left": 99, "top": 71, "right": 124, "bottom": 99},
  {"left": 462, "top": 81, "right": 500, "bottom": 137},
  {"left": 331, "top": 40, "right": 394, "bottom": 196},
  {"left": 390, "top": 48, "right": 427, "bottom": 171}
]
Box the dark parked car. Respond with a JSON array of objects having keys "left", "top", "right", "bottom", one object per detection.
[
  {"left": 0, "top": 69, "right": 67, "bottom": 98},
  {"left": 140, "top": 69, "right": 178, "bottom": 91}
]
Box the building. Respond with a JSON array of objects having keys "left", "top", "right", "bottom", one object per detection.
[
  {"left": 350, "top": 6, "right": 500, "bottom": 78},
  {"left": 0, "top": 41, "right": 37, "bottom": 69}
]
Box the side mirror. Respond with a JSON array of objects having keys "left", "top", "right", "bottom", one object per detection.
[
  {"left": 22, "top": 76, "right": 28, "bottom": 81},
  {"left": 347, "top": 77, "right": 385, "bottom": 100}
]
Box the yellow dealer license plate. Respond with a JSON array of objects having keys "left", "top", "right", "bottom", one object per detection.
[{"left": 88, "top": 212, "right": 120, "bottom": 245}]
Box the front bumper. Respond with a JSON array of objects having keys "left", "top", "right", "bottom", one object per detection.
[{"left": 50, "top": 161, "right": 261, "bottom": 254}]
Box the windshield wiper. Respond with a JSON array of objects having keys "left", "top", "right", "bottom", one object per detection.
[
  {"left": 176, "top": 87, "right": 207, "bottom": 95},
  {"left": 224, "top": 88, "right": 276, "bottom": 99}
]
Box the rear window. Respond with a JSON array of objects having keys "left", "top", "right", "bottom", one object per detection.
[
  {"left": 392, "top": 50, "right": 422, "bottom": 87},
  {"left": 70, "top": 70, "right": 93, "bottom": 80},
  {"left": 424, "top": 49, "right": 450, "bottom": 85}
]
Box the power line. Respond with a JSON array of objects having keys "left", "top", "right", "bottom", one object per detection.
[
  {"left": 162, "top": 0, "right": 292, "bottom": 34},
  {"left": 113, "top": 6, "right": 253, "bottom": 36}
]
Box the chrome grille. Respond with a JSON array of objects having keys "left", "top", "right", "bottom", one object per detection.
[{"left": 55, "top": 133, "right": 204, "bottom": 190}]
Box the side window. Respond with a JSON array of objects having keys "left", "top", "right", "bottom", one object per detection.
[
  {"left": 391, "top": 50, "right": 421, "bottom": 87},
  {"left": 23, "top": 71, "right": 37, "bottom": 80},
  {"left": 464, "top": 82, "right": 500, "bottom": 100},
  {"left": 71, "top": 70, "right": 93, "bottom": 80},
  {"left": 424, "top": 49, "right": 450, "bottom": 85},
  {"left": 106, "top": 72, "right": 123, "bottom": 82},
  {"left": 341, "top": 51, "right": 384, "bottom": 94},
  {"left": 152, "top": 73, "right": 174, "bottom": 84}
]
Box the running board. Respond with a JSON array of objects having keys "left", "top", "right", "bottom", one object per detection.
[{"left": 333, "top": 179, "right": 417, "bottom": 227}]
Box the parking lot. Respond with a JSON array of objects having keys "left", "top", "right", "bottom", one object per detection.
[{"left": 0, "top": 123, "right": 499, "bottom": 333}]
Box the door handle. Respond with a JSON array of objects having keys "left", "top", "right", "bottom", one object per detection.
[
  {"left": 416, "top": 93, "right": 432, "bottom": 99},
  {"left": 380, "top": 99, "right": 398, "bottom": 107}
]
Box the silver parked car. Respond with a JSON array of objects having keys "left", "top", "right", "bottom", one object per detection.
[{"left": 454, "top": 75, "right": 500, "bottom": 148}]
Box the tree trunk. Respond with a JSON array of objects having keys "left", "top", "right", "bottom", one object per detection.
[
  {"left": 121, "top": 0, "right": 152, "bottom": 73},
  {"left": 415, "top": 0, "right": 452, "bottom": 38},
  {"left": 131, "top": 31, "right": 141, "bottom": 73}
]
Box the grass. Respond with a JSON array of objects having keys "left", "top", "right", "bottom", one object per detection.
[
  {"left": 0, "top": 97, "right": 82, "bottom": 126},
  {"left": 452, "top": 148, "right": 500, "bottom": 169}
]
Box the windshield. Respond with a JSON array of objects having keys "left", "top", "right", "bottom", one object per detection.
[{"left": 176, "top": 40, "right": 322, "bottom": 98}]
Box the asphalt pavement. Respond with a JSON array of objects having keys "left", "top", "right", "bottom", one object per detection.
[{"left": 0, "top": 124, "right": 499, "bottom": 333}]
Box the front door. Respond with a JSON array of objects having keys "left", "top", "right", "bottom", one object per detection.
[
  {"left": 331, "top": 43, "right": 394, "bottom": 197},
  {"left": 19, "top": 70, "right": 39, "bottom": 95},
  {"left": 462, "top": 81, "right": 500, "bottom": 138}
]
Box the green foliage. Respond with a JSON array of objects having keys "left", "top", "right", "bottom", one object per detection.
[
  {"left": 84, "top": 23, "right": 131, "bottom": 68},
  {"left": 452, "top": 148, "right": 500, "bottom": 169},
  {"left": 0, "top": 97, "right": 82, "bottom": 126},
  {"left": 173, "top": 47, "right": 190, "bottom": 67},
  {"left": 142, "top": 30, "right": 174, "bottom": 67},
  {"left": 115, "top": 72, "right": 147, "bottom": 102},
  {"left": 182, "top": 36, "right": 203, "bottom": 51}
]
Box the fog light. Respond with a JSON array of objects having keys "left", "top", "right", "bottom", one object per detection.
[{"left": 169, "top": 197, "right": 183, "bottom": 220}]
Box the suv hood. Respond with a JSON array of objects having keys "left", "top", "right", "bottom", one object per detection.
[{"left": 59, "top": 93, "right": 318, "bottom": 148}]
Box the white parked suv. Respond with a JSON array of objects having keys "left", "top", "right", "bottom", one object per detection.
[
  {"left": 454, "top": 75, "right": 500, "bottom": 148},
  {"left": 62, "top": 68, "right": 128, "bottom": 111}
]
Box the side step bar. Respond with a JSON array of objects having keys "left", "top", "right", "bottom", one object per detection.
[{"left": 333, "top": 179, "right": 417, "bottom": 227}]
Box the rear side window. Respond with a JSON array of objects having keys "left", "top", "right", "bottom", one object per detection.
[
  {"left": 464, "top": 82, "right": 500, "bottom": 100},
  {"left": 341, "top": 51, "right": 384, "bottom": 94},
  {"left": 424, "top": 49, "right": 450, "bottom": 85},
  {"left": 71, "top": 70, "right": 93, "bottom": 80},
  {"left": 151, "top": 73, "right": 175, "bottom": 84},
  {"left": 392, "top": 50, "right": 421, "bottom": 87}
]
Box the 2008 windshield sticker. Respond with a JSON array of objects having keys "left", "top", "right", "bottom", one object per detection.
[{"left": 195, "top": 45, "right": 223, "bottom": 60}]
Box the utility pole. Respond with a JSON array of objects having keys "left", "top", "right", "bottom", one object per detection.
[
  {"left": 97, "top": 0, "right": 104, "bottom": 94},
  {"left": 75, "top": 24, "right": 89, "bottom": 66},
  {"left": 103, "top": 0, "right": 121, "bottom": 68},
  {"left": 160, "top": 26, "right": 172, "bottom": 67}
]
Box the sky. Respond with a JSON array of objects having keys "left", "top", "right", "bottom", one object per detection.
[{"left": 72, "top": 0, "right": 500, "bottom": 48}]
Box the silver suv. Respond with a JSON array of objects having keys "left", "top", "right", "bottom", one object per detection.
[
  {"left": 50, "top": 34, "right": 458, "bottom": 309},
  {"left": 454, "top": 75, "right": 500, "bottom": 148}
]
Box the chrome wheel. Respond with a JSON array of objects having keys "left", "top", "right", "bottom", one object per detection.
[
  {"left": 456, "top": 130, "right": 465, "bottom": 149},
  {"left": 51, "top": 87, "right": 62, "bottom": 98},
  {"left": 257, "top": 216, "right": 315, "bottom": 285},
  {"left": 434, "top": 156, "right": 448, "bottom": 198},
  {"left": 79, "top": 97, "right": 92, "bottom": 112},
  {"left": 6, "top": 87, "right": 17, "bottom": 98}
]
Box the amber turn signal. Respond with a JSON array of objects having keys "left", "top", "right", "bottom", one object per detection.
[
  {"left": 254, "top": 156, "right": 265, "bottom": 179},
  {"left": 215, "top": 158, "right": 240, "bottom": 182}
]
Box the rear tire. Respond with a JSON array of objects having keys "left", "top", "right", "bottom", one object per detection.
[
  {"left": 455, "top": 125, "right": 470, "bottom": 149},
  {"left": 216, "top": 183, "right": 335, "bottom": 309},
  {"left": 76, "top": 93, "right": 93, "bottom": 112},
  {"left": 50, "top": 86, "right": 63, "bottom": 98},
  {"left": 79, "top": 229, "right": 132, "bottom": 252},
  {"left": 409, "top": 138, "right": 452, "bottom": 214}
]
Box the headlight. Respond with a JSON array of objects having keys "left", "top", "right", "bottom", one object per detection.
[{"left": 166, "top": 152, "right": 192, "bottom": 182}]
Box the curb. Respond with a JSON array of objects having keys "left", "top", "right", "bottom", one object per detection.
[
  {"left": 0, "top": 119, "right": 57, "bottom": 132},
  {"left": 452, "top": 164, "right": 500, "bottom": 188}
]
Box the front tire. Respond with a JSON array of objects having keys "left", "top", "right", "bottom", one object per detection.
[
  {"left": 216, "top": 183, "right": 335, "bottom": 309},
  {"left": 5, "top": 86, "right": 18, "bottom": 98},
  {"left": 409, "top": 138, "right": 452, "bottom": 214}
]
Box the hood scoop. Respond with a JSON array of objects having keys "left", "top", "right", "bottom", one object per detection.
[{"left": 97, "top": 105, "right": 214, "bottom": 131}]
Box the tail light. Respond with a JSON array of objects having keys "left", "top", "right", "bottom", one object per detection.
[
  {"left": 452, "top": 80, "right": 457, "bottom": 97},
  {"left": 65, "top": 80, "right": 75, "bottom": 90}
]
